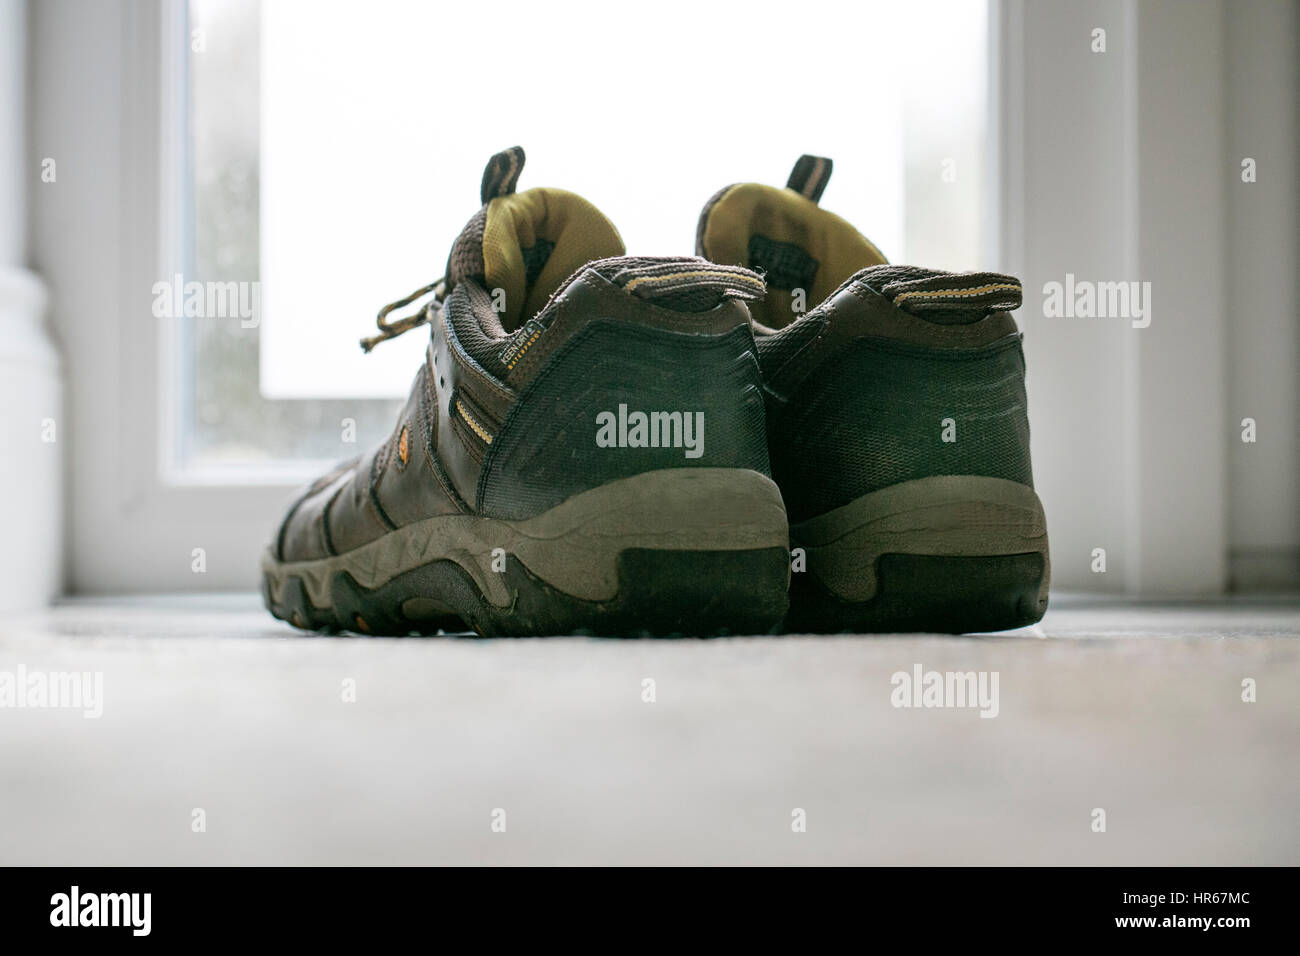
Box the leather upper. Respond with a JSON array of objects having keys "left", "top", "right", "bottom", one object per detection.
[{"left": 274, "top": 264, "right": 767, "bottom": 562}]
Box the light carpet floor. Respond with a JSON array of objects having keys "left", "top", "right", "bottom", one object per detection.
[{"left": 1, "top": 594, "right": 1297, "bottom": 865}]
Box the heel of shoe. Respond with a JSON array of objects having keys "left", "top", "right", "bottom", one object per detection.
[
  {"left": 264, "top": 467, "right": 790, "bottom": 637},
  {"left": 483, "top": 466, "right": 791, "bottom": 636},
  {"left": 788, "top": 475, "right": 1049, "bottom": 633}
]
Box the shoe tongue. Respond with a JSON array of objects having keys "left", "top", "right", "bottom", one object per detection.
[
  {"left": 695, "top": 154, "right": 887, "bottom": 330},
  {"left": 446, "top": 148, "right": 624, "bottom": 331}
]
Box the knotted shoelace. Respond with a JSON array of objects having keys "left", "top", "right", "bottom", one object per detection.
[{"left": 359, "top": 278, "right": 446, "bottom": 353}]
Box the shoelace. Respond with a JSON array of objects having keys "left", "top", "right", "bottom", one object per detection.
[{"left": 359, "top": 278, "right": 446, "bottom": 353}]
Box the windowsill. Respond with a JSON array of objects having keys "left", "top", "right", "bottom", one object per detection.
[{"left": 162, "top": 460, "right": 335, "bottom": 488}]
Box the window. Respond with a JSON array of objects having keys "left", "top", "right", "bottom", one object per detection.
[
  {"left": 181, "top": 0, "right": 991, "bottom": 475},
  {"left": 186, "top": 0, "right": 402, "bottom": 470}
]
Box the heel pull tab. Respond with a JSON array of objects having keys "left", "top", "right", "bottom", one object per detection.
[
  {"left": 480, "top": 146, "right": 526, "bottom": 205},
  {"left": 786, "top": 154, "right": 833, "bottom": 204},
  {"left": 596, "top": 256, "right": 765, "bottom": 309},
  {"left": 877, "top": 269, "right": 1022, "bottom": 314}
]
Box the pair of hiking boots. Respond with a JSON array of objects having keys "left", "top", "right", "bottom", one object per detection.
[{"left": 262, "top": 148, "right": 1050, "bottom": 637}]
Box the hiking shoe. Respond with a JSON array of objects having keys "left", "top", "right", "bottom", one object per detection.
[
  {"left": 262, "top": 147, "right": 790, "bottom": 637},
  {"left": 696, "top": 155, "right": 1049, "bottom": 633}
]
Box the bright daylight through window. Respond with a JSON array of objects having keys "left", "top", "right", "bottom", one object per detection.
[{"left": 182, "top": 0, "right": 989, "bottom": 472}]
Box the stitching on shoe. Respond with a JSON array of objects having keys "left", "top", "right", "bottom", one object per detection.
[
  {"left": 892, "top": 283, "right": 1022, "bottom": 302},
  {"left": 456, "top": 400, "right": 494, "bottom": 445}
]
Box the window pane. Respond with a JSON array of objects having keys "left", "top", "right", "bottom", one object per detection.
[
  {"left": 184, "top": 0, "right": 988, "bottom": 465},
  {"left": 187, "top": 0, "right": 400, "bottom": 466}
]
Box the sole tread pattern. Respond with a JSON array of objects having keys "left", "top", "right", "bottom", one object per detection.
[{"left": 265, "top": 547, "right": 791, "bottom": 638}]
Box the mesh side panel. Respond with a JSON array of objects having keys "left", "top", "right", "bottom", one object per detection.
[
  {"left": 443, "top": 281, "right": 517, "bottom": 381},
  {"left": 478, "top": 321, "right": 771, "bottom": 520},
  {"left": 754, "top": 314, "right": 826, "bottom": 379},
  {"left": 769, "top": 337, "right": 1033, "bottom": 522},
  {"left": 446, "top": 207, "right": 488, "bottom": 286}
]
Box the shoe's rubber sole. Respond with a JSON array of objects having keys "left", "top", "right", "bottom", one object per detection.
[
  {"left": 262, "top": 468, "right": 790, "bottom": 637},
  {"left": 787, "top": 475, "right": 1049, "bottom": 634}
]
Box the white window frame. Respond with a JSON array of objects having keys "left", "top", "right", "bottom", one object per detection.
[{"left": 34, "top": 0, "right": 298, "bottom": 592}]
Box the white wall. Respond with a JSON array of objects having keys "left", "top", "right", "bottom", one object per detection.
[
  {"left": 999, "top": 0, "right": 1140, "bottom": 592},
  {"left": 0, "top": 0, "right": 24, "bottom": 264},
  {"left": 1002, "top": 0, "right": 1297, "bottom": 595},
  {"left": 1129, "top": 0, "right": 1229, "bottom": 594},
  {"left": 29, "top": 0, "right": 127, "bottom": 600},
  {"left": 0, "top": 0, "right": 63, "bottom": 611},
  {"left": 1225, "top": 0, "right": 1300, "bottom": 589}
]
